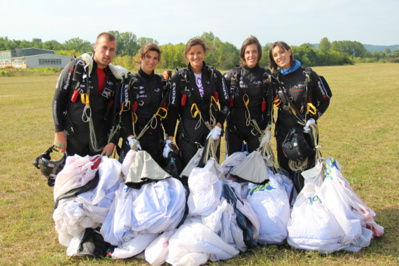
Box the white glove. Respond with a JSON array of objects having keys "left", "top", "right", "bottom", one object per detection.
[
  {"left": 163, "top": 140, "right": 173, "bottom": 158},
  {"left": 127, "top": 136, "right": 141, "bottom": 150},
  {"left": 260, "top": 130, "right": 272, "bottom": 146},
  {"left": 303, "top": 118, "right": 316, "bottom": 133},
  {"left": 207, "top": 126, "right": 222, "bottom": 140}
]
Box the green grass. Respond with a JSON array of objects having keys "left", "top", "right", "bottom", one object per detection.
[{"left": 0, "top": 63, "right": 398, "bottom": 265}]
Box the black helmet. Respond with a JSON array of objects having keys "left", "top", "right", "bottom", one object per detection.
[
  {"left": 33, "top": 146, "right": 67, "bottom": 186},
  {"left": 163, "top": 143, "right": 183, "bottom": 179},
  {"left": 282, "top": 128, "right": 315, "bottom": 161}
]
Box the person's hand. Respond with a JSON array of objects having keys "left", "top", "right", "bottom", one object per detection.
[
  {"left": 207, "top": 126, "right": 222, "bottom": 140},
  {"left": 101, "top": 143, "right": 116, "bottom": 157},
  {"left": 54, "top": 131, "right": 67, "bottom": 152},
  {"left": 303, "top": 118, "right": 316, "bottom": 133},
  {"left": 128, "top": 136, "right": 141, "bottom": 150},
  {"left": 163, "top": 140, "right": 173, "bottom": 158}
]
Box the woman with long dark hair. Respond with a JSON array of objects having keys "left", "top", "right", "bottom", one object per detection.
[
  {"left": 164, "top": 37, "right": 230, "bottom": 168},
  {"left": 224, "top": 35, "right": 273, "bottom": 156}
]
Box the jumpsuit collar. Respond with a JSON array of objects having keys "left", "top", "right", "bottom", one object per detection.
[{"left": 138, "top": 68, "right": 155, "bottom": 79}]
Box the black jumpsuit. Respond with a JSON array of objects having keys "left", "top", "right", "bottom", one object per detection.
[
  {"left": 120, "top": 69, "right": 167, "bottom": 166},
  {"left": 52, "top": 59, "right": 120, "bottom": 156},
  {"left": 166, "top": 62, "right": 230, "bottom": 167},
  {"left": 274, "top": 66, "right": 331, "bottom": 190},
  {"left": 224, "top": 66, "right": 272, "bottom": 155}
]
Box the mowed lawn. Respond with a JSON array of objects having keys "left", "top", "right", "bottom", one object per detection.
[{"left": 0, "top": 63, "right": 398, "bottom": 265}]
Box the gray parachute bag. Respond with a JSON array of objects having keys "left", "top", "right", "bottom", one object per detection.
[
  {"left": 126, "top": 150, "right": 171, "bottom": 188},
  {"left": 230, "top": 151, "right": 269, "bottom": 184}
]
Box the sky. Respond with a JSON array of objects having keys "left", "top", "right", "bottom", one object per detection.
[{"left": 1, "top": 0, "right": 398, "bottom": 49}]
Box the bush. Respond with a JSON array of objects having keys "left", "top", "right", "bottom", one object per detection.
[{"left": 0, "top": 70, "right": 10, "bottom": 76}]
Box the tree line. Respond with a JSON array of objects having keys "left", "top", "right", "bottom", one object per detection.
[{"left": 1, "top": 32, "right": 398, "bottom": 71}]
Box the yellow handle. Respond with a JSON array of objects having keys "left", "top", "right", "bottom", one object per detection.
[
  {"left": 156, "top": 107, "right": 168, "bottom": 119},
  {"left": 81, "top": 93, "right": 89, "bottom": 105},
  {"left": 120, "top": 101, "right": 131, "bottom": 114},
  {"left": 243, "top": 94, "right": 249, "bottom": 108},
  {"left": 307, "top": 103, "right": 317, "bottom": 115},
  {"left": 190, "top": 103, "right": 199, "bottom": 118}
]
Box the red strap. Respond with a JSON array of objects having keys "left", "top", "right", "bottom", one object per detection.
[
  {"left": 96, "top": 68, "right": 106, "bottom": 95},
  {"left": 91, "top": 156, "right": 102, "bottom": 170}
]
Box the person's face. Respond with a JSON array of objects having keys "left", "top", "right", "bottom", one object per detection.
[
  {"left": 93, "top": 36, "right": 116, "bottom": 69},
  {"left": 186, "top": 44, "right": 205, "bottom": 71},
  {"left": 244, "top": 43, "right": 259, "bottom": 68},
  {"left": 272, "top": 45, "right": 292, "bottom": 70},
  {"left": 140, "top": 50, "right": 159, "bottom": 75}
]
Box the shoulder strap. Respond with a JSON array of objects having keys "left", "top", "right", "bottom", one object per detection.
[{"left": 63, "top": 57, "right": 86, "bottom": 113}]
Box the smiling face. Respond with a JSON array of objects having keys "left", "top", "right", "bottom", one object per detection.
[
  {"left": 140, "top": 50, "right": 159, "bottom": 75},
  {"left": 93, "top": 36, "right": 116, "bottom": 69},
  {"left": 244, "top": 43, "right": 259, "bottom": 68},
  {"left": 272, "top": 45, "right": 292, "bottom": 70},
  {"left": 186, "top": 44, "right": 205, "bottom": 73}
]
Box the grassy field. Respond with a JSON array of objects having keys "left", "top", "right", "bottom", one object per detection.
[{"left": 0, "top": 63, "right": 398, "bottom": 265}]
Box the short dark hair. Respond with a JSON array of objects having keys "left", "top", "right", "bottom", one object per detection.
[
  {"left": 240, "top": 36, "right": 262, "bottom": 67},
  {"left": 269, "top": 41, "right": 295, "bottom": 73},
  {"left": 140, "top": 43, "right": 161, "bottom": 62},
  {"left": 184, "top": 37, "right": 206, "bottom": 56},
  {"left": 96, "top": 32, "right": 116, "bottom": 43}
]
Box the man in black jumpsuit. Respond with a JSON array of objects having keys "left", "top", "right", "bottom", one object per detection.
[{"left": 52, "top": 32, "right": 120, "bottom": 156}]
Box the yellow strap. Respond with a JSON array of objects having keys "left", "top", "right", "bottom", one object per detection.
[
  {"left": 289, "top": 104, "right": 297, "bottom": 115},
  {"left": 210, "top": 96, "right": 219, "bottom": 111},
  {"left": 273, "top": 98, "right": 281, "bottom": 108},
  {"left": 190, "top": 103, "right": 199, "bottom": 118},
  {"left": 307, "top": 103, "right": 317, "bottom": 115},
  {"left": 81, "top": 93, "right": 89, "bottom": 105},
  {"left": 132, "top": 112, "right": 138, "bottom": 123},
  {"left": 155, "top": 107, "right": 168, "bottom": 119},
  {"left": 120, "top": 101, "right": 131, "bottom": 114},
  {"left": 243, "top": 94, "right": 249, "bottom": 108}
]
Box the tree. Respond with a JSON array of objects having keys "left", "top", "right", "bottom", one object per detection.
[
  {"left": 138, "top": 37, "right": 158, "bottom": 48},
  {"left": 43, "top": 40, "right": 63, "bottom": 50},
  {"left": 63, "top": 37, "right": 92, "bottom": 54},
  {"left": 318, "top": 37, "right": 331, "bottom": 53},
  {"left": 201, "top": 32, "right": 215, "bottom": 42},
  {"left": 331, "top": 40, "right": 368, "bottom": 58},
  {"left": 109, "top": 30, "right": 139, "bottom": 56},
  {"left": 31, "top": 38, "right": 43, "bottom": 48}
]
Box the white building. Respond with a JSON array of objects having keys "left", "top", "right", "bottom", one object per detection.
[{"left": 0, "top": 48, "right": 71, "bottom": 69}]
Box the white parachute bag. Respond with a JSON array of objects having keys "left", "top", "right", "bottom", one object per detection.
[
  {"left": 245, "top": 169, "right": 290, "bottom": 244},
  {"left": 287, "top": 161, "right": 348, "bottom": 253}
]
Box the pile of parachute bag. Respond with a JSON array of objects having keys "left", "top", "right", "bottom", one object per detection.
[
  {"left": 46, "top": 121, "right": 384, "bottom": 263},
  {"left": 52, "top": 154, "right": 123, "bottom": 257},
  {"left": 287, "top": 156, "right": 384, "bottom": 253},
  {"left": 101, "top": 149, "right": 187, "bottom": 259}
]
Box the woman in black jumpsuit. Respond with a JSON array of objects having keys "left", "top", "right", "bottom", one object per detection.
[
  {"left": 224, "top": 36, "right": 272, "bottom": 156},
  {"left": 165, "top": 37, "right": 230, "bottom": 168},
  {"left": 120, "top": 43, "right": 167, "bottom": 167},
  {"left": 269, "top": 41, "right": 332, "bottom": 191}
]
